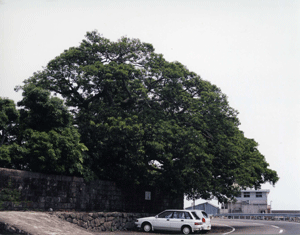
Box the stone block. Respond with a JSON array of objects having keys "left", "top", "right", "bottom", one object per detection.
[
  {"left": 82, "top": 222, "right": 88, "bottom": 229},
  {"left": 77, "top": 220, "right": 83, "bottom": 227},
  {"left": 112, "top": 212, "right": 122, "bottom": 217},
  {"left": 90, "top": 219, "right": 95, "bottom": 227},
  {"left": 106, "top": 216, "right": 115, "bottom": 222},
  {"left": 97, "top": 212, "right": 105, "bottom": 217},
  {"left": 94, "top": 218, "right": 104, "bottom": 227},
  {"left": 104, "top": 221, "right": 112, "bottom": 231},
  {"left": 125, "top": 221, "right": 135, "bottom": 229},
  {"left": 82, "top": 214, "right": 90, "bottom": 222}
]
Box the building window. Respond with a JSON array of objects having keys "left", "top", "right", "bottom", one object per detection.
[
  {"left": 256, "top": 192, "right": 262, "bottom": 198},
  {"left": 244, "top": 192, "right": 250, "bottom": 198}
]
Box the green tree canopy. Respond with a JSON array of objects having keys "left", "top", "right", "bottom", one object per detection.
[
  {"left": 0, "top": 98, "right": 20, "bottom": 167},
  {"left": 0, "top": 85, "right": 87, "bottom": 176},
  {"left": 17, "top": 31, "right": 279, "bottom": 202},
  {"left": 0, "top": 98, "right": 19, "bottom": 147}
]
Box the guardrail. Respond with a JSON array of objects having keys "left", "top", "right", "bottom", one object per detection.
[{"left": 215, "top": 213, "right": 300, "bottom": 223}]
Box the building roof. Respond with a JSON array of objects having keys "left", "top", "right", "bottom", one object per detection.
[
  {"left": 241, "top": 189, "right": 270, "bottom": 193},
  {"left": 185, "top": 202, "right": 220, "bottom": 210}
]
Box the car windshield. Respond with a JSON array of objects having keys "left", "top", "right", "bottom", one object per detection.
[{"left": 191, "top": 212, "right": 200, "bottom": 220}]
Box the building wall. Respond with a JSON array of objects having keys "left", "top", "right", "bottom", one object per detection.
[
  {"left": 220, "top": 190, "right": 269, "bottom": 214},
  {"left": 236, "top": 190, "right": 268, "bottom": 204},
  {"left": 0, "top": 168, "right": 183, "bottom": 213},
  {"left": 242, "top": 204, "right": 268, "bottom": 214}
]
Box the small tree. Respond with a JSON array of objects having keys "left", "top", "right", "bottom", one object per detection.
[
  {"left": 0, "top": 98, "right": 19, "bottom": 147},
  {"left": 0, "top": 85, "right": 88, "bottom": 176},
  {"left": 0, "top": 98, "right": 21, "bottom": 167}
]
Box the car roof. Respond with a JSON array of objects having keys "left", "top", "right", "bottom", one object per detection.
[
  {"left": 163, "top": 209, "right": 204, "bottom": 212},
  {"left": 163, "top": 209, "right": 188, "bottom": 211}
]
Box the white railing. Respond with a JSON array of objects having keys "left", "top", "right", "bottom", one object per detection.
[{"left": 215, "top": 213, "right": 300, "bottom": 222}]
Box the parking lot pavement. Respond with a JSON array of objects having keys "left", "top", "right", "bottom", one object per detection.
[{"left": 93, "top": 224, "right": 231, "bottom": 234}]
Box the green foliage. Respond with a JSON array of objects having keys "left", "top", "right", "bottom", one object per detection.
[
  {"left": 18, "top": 84, "right": 73, "bottom": 132},
  {"left": 0, "top": 180, "right": 21, "bottom": 210},
  {"left": 15, "top": 31, "right": 279, "bottom": 202},
  {"left": 0, "top": 98, "right": 19, "bottom": 147},
  {"left": 0, "top": 85, "right": 87, "bottom": 176},
  {"left": 19, "top": 128, "right": 87, "bottom": 175}
]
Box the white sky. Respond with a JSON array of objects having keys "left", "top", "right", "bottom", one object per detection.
[{"left": 1, "top": 0, "right": 299, "bottom": 210}]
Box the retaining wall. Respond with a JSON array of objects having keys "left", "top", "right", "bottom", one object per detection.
[
  {"left": 55, "top": 211, "right": 149, "bottom": 232},
  {"left": 0, "top": 167, "right": 183, "bottom": 213}
]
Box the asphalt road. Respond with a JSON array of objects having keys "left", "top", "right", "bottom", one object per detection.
[
  {"left": 98, "top": 219, "right": 300, "bottom": 235},
  {"left": 211, "top": 218, "right": 300, "bottom": 234}
]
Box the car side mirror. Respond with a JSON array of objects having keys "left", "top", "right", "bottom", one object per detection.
[{"left": 155, "top": 215, "right": 158, "bottom": 218}]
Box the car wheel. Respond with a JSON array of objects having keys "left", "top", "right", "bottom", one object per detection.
[
  {"left": 142, "top": 222, "right": 152, "bottom": 232},
  {"left": 182, "top": 226, "right": 191, "bottom": 234}
]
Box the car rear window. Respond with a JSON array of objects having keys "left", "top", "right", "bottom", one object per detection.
[
  {"left": 202, "top": 211, "right": 208, "bottom": 218},
  {"left": 191, "top": 212, "right": 200, "bottom": 220}
]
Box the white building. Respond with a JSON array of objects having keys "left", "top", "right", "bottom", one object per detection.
[{"left": 220, "top": 189, "right": 270, "bottom": 214}]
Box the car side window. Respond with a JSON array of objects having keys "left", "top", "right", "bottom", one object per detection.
[
  {"left": 158, "top": 211, "right": 173, "bottom": 218},
  {"left": 172, "top": 211, "right": 185, "bottom": 219},
  {"left": 191, "top": 212, "right": 200, "bottom": 220},
  {"left": 178, "top": 212, "right": 185, "bottom": 219},
  {"left": 184, "top": 212, "right": 192, "bottom": 219}
]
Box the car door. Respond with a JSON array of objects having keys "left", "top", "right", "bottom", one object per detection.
[
  {"left": 169, "top": 211, "right": 193, "bottom": 232},
  {"left": 151, "top": 211, "right": 173, "bottom": 231}
]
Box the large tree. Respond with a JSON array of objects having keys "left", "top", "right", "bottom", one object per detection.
[{"left": 17, "top": 31, "right": 278, "bottom": 202}]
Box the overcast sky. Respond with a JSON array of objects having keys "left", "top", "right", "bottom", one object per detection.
[{"left": 1, "top": 0, "right": 299, "bottom": 210}]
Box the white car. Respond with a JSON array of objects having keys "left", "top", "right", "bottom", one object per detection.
[{"left": 135, "top": 209, "right": 211, "bottom": 234}]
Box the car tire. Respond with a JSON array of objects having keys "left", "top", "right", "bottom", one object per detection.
[
  {"left": 142, "top": 222, "right": 152, "bottom": 233},
  {"left": 182, "top": 226, "right": 191, "bottom": 234}
]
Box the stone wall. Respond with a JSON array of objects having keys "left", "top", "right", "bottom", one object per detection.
[
  {"left": 55, "top": 211, "right": 150, "bottom": 232},
  {"left": 0, "top": 167, "right": 183, "bottom": 213},
  {"left": 0, "top": 221, "right": 30, "bottom": 235}
]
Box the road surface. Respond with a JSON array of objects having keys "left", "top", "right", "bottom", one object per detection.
[{"left": 212, "top": 218, "right": 300, "bottom": 234}]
